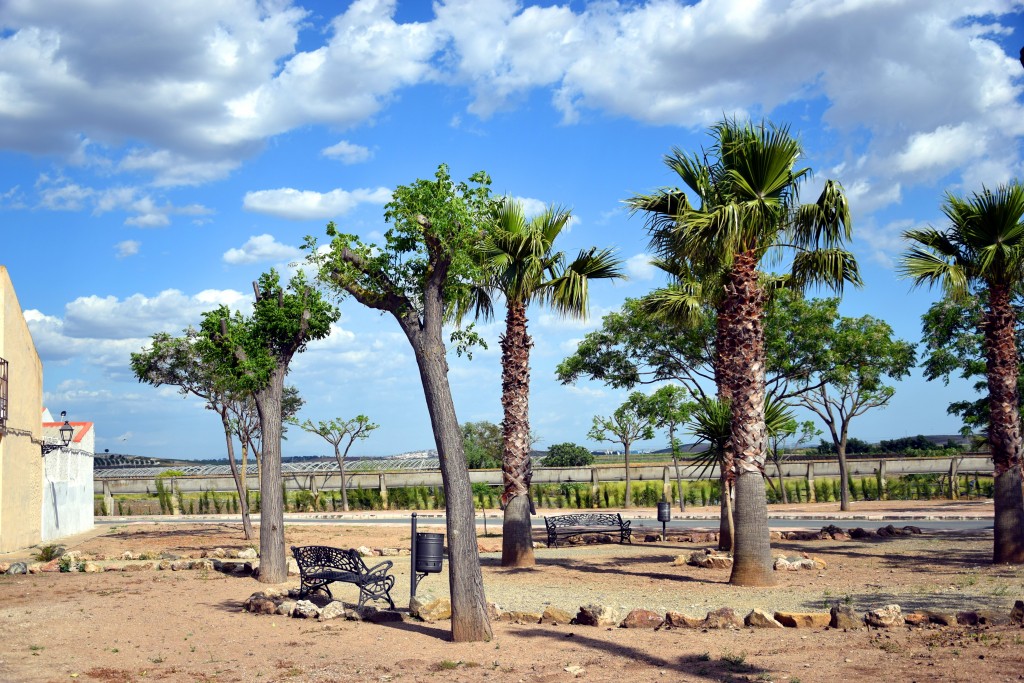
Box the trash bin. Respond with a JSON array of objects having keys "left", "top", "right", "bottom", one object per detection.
[
  {"left": 656, "top": 501, "right": 671, "bottom": 523},
  {"left": 415, "top": 532, "right": 444, "bottom": 574}
]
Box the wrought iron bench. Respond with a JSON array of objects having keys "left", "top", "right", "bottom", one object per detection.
[
  {"left": 543, "top": 513, "right": 632, "bottom": 548},
  {"left": 290, "top": 545, "right": 396, "bottom": 610}
]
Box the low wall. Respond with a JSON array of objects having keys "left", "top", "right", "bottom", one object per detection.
[{"left": 43, "top": 450, "right": 94, "bottom": 541}]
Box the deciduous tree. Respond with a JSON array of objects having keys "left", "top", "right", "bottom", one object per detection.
[
  {"left": 292, "top": 415, "right": 378, "bottom": 511},
  {"left": 588, "top": 392, "right": 657, "bottom": 507},
  {"left": 306, "top": 164, "right": 495, "bottom": 641},
  {"left": 198, "top": 269, "right": 337, "bottom": 583}
]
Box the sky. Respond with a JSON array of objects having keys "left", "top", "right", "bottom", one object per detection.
[{"left": 2, "top": 0, "right": 1023, "bottom": 461}]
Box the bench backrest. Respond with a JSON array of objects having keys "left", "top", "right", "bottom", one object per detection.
[
  {"left": 291, "top": 545, "right": 368, "bottom": 574},
  {"left": 545, "top": 513, "right": 623, "bottom": 528}
]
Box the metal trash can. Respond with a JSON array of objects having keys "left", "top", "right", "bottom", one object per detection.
[
  {"left": 415, "top": 532, "right": 444, "bottom": 574},
  {"left": 656, "top": 501, "right": 672, "bottom": 523}
]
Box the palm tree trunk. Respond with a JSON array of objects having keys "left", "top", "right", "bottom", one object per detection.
[
  {"left": 983, "top": 284, "right": 1024, "bottom": 563},
  {"left": 499, "top": 300, "right": 535, "bottom": 567},
  {"left": 253, "top": 365, "right": 287, "bottom": 583},
  {"left": 715, "top": 304, "right": 737, "bottom": 552},
  {"left": 724, "top": 252, "right": 775, "bottom": 586}
]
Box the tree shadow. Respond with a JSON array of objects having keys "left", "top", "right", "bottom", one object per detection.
[
  {"left": 508, "top": 628, "right": 771, "bottom": 681},
  {"left": 484, "top": 549, "right": 727, "bottom": 585}
]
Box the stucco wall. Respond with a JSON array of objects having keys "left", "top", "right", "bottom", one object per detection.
[
  {"left": 41, "top": 448, "right": 94, "bottom": 541},
  {"left": 0, "top": 266, "right": 44, "bottom": 553}
]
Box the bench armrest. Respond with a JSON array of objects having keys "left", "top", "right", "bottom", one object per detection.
[{"left": 364, "top": 559, "right": 394, "bottom": 577}]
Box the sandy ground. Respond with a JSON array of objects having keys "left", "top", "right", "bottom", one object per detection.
[{"left": 2, "top": 500, "right": 1023, "bottom": 683}]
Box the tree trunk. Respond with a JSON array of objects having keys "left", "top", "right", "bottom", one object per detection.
[
  {"left": 253, "top": 366, "right": 287, "bottom": 584},
  {"left": 983, "top": 284, "right": 1024, "bottom": 564},
  {"left": 219, "top": 408, "right": 253, "bottom": 540},
  {"left": 837, "top": 446, "right": 851, "bottom": 511},
  {"left": 718, "top": 472, "right": 733, "bottom": 552},
  {"left": 334, "top": 446, "right": 350, "bottom": 512},
  {"left": 778, "top": 465, "right": 788, "bottom": 505},
  {"left": 670, "top": 426, "right": 685, "bottom": 512},
  {"left": 411, "top": 328, "right": 492, "bottom": 641},
  {"left": 499, "top": 300, "right": 535, "bottom": 567},
  {"left": 623, "top": 445, "right": 633, "bottom": 508},
  {"left": 724, "top": 252, "right": 775, "bottom": 586}
]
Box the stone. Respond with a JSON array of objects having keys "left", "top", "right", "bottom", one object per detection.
[
  {"left": 503, "top": 610, "right": 542, "bottom": 624},
  {"left": 82, "top": 562, "right": 103, "bottom": 573},
  {"left": 319, "top": 601, "right": 348, "bottom": 621},
  {"left": 276, "top": 601, "right": 296, "bottom": 617},
  {"left": 5, "top": 562, "right": 28, "bottom": 575},
  {"left": 672, "top": 555, "right": 689, "bottom": 567},
  {"left": 356, "top": 546, "right": 374, "bottom": 557},
  {"left": 487, "top": 602, "right": 505, "bottom": 621},
  {"left": 620, "top": 609, "right": 663, "bottom": 629},
  {"left": 664, "top": 611, "right": 705, "bottom": 629},
  {"left": 687, "top": 550, "right": 732, "bottom": 569},
  {"left": 157, "top": 560, "right": 172, "bottom": 570},
  {"left": 830, "top": 605, "right": 861, "bottom": 630},
  {"left": 355, "top": 606, "right": 404, "bottom": 623},
  {"left": 956, "top": 610, "right": 1008, "bottom": 626},
  {"left": 902, "top": 525, "right": 923, "bottom": 535},
  {"left": 745, "top": 609, "right": 783, "bottom": 628},
  {"left": 1010, "top": 600, "right": 1024, "bottom": 625},
  {"left": 192, "top": 559, "right": 214, "bottom": 571},
  {"left": 207, "top": 548, "right": 226, "bottom": 559},
  {"left": 236, "top": 547, "right": 258, "bottom": 560},
  {"left": 243, "top": 593, "right": 280, "bottom": 615},
  {"left": 774, "top": 612, "right": 831, "bottom": 628},
  {"left": 540, "top": 606, "right": 573, "bottom": 626},
  {"left": 380, "top": 547, "right": 400, "bottom": 556},
  {"left": 849, "top": 527, "right": 872, "bottom": 539},
  {"left": 644, "top": 534, "right": 661, "bottom": 543},
  {"left": 292, "top": 600, "right": 320, "bottom": 619},
  {"left": 38, "top": 559, "right": 61, "bottom": 573},
  {"left": 287, "top": 557, "right": 299, "bottom": 576},
  {"left": 120, "top": 551, "right": 138, "bottom": 561},
  {"left": 703, "top": 607, "right": 743, "bottom": 629},
  {"left": 904, "top": 613, "right": 929, "bottom": 627},
  {"left": 0, "top": 562, "right": 9, "bottom": 573},
  {"left": 409, "top": 592, "right": 451, "bottom": 622},
  {"left": 171, "top": 560, "right": 190, "bottom": 571},
  {"left": 920, "top": 610, "right": 957, "bottom": 626},
  {"left": 866, "top": 604, "right": 904, "bottom": 628},
  {"left": 574, "top": 603, "right": 619, "bottom": 627}
]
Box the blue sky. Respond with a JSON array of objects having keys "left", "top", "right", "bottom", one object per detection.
[{"left": 2, "top": 0, "right": 1023, "bottom": 460}]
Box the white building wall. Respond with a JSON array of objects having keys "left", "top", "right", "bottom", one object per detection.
[{"left": 41, "top": 436, "right": 95, "bottom": 542}]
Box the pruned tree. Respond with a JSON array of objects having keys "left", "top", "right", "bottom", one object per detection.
[
  {"left": 198, "top": 269, "right": 337, "bottom": 583},
  {"left": 305, "top": 163, "right": 495, "bottom": 642},
  {"left": 291, "top": 415, "right": 378, "bottom": 511},
  {"left": 793, "top": 314, "right": 916, "bottom": 510},
  {"left": 638, "top": 384, "right": 695, "bottom": 511},
  {"left": 130, "top": 330, "right": 255, "bottom": 539},
  {"left": 588, "top": 392, "right": 657, "bottom": 507}
]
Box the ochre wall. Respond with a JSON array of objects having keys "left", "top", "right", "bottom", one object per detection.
[{"left": 0, "top": 266, "right": 44, "bottom": 553}]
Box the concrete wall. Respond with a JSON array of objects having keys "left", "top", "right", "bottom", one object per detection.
[{"left": 0, "top": 266, "right": 44, "bottom": 552}]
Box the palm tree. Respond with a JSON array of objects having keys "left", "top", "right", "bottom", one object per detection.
[
  {"left": 474, "top": 199, "right": 624, "bottom": 567},
  {"left": 628, "top": 118, "right": 860, "bottom": 586},
  {"left": 900, "top": 182, "right": 1024, "bottom": 564}
]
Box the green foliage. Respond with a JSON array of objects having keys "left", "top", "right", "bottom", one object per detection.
[
  {"left": 816, "top": 437, "right": 874, "bottom": 454},
  {"left": 878, "top": 435, "right": 944, "bottom": 453},
  {"left": 541, "top": 442, "right": 595, "bottom": 467},
  {"left": 198, "top": 269, "right": 338, "bottom": 393},
  {"left": 462, "top": 421, "right": 503, "bottom": 469},
  {"left": 33, "top": 544, "right": 62, "bottom": 562}
]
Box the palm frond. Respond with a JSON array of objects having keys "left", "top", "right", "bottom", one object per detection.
[{"left": 789, "top": 249, "right": 862, "bottom": 294}]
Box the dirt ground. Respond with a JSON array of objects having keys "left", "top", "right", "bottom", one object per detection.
[{"left": 2, "top": 500, "right": 1023, "bottom": 683}]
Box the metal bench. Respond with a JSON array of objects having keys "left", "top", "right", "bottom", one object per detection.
[
  {"left": 543, "top": 513, "right": 632, "bottom": 547},
  {"left": 290, "top": 545, "right": 396, "bottom": 610}
]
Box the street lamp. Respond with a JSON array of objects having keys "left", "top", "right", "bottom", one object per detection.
[{"left": 42, "top": 411, "right": 74, "bottom": 455}]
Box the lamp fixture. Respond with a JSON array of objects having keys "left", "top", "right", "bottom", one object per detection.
[{"left": 42, "top": 410, "right": 74, "bottom": 455}]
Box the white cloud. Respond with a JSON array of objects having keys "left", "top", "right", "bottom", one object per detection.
[
  {"left": 856, "top": 217, "right": 930, "bottom": 269},
  {"left": 59, "top": 289, "right": 247, "bottom": 340},
  {"left": 223, "top": 234, "right": 302, "bottom": 265},
  {"left": 115, "top": 240, "right": 140, "bottom": 259},
  {"left": 243, "top": 186, "right": 391, "bottom": 220},
  {"left": 894, "top": 123, "right": 986, "bottom": 175},
  {"left": 625, "top": 253, "right": 655, "bottom": 281},
  {"left": 322, "top": 140, "right": 372, "bottom": 164}
]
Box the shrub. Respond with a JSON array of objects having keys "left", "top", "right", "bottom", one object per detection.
[{"left": 541, "top": 443, "right": 595, "bottom": 467}]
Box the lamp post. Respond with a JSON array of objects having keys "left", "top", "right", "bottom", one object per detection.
[{"left": 42, "top": 411, "right": 74, "bottom": 455}]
